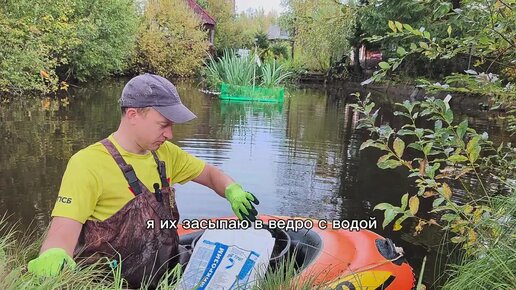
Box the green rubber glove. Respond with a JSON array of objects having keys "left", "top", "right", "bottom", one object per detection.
[
  {"left": 225, "top": 183, "right": 259, "bottom": 221},
  {"left": 28, "top": 248, "right": 76, "bottom": 277}
]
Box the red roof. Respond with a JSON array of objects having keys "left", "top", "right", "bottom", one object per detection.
[{"left": 186, "top": 0, "right": 216, "bottom": 26}]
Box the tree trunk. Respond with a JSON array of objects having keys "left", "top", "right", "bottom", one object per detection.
[{"left": 353, "top": 45, "right": 363, "bottom": 78}]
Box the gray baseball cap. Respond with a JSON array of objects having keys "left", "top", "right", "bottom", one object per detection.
[{"left": 119, "top": 73, "right": 196, "bottom": 123}]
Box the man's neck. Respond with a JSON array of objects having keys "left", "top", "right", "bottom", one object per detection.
[{"left": 112, "top": 129, "right": 148, "bottom": 155}]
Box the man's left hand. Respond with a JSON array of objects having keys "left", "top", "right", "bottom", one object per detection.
[{"left": 224, "top": 183, "right": 259, "bottom": 221}]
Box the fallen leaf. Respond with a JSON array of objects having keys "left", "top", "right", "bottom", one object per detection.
[
  {"left": 40, "top": 70, "right": 49, "bottom": 79},
  {"left": 419, "top": 159, "right": 428, "bottom": 176}
]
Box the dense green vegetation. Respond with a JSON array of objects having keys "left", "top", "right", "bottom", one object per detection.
[
  {"left": 134, "top": 0, "right": 209, "bottom": 77},
  {"left": 2, "top": 0, "right": 513, "bottom": 97},
  {"left": 279, "top": 0, "right": 354, "bottom": 73},
  {"left": 203, "top": 50, "right": 291, "bottom": 90},
  {"left": 0, "top": 0, "right": 278, "bottom": 96},
  {"left": 347, "top": 0, "right": 515, "bottom": 288},
  {"left": 0, "top": 0, "right": 138, "bottom": 95},
  {"left": 353, "top": 94, "right": 515, "bottom": 288},
  {"left": 1, "top": 0, "right": 514, "bottom": 288},
  {"left": 198, "top": 0, "right": 278, "bottom": 55}
]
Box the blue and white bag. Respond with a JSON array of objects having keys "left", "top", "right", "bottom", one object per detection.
[{"left": 177, "top": 228, "right": 275, "bottom": 290}]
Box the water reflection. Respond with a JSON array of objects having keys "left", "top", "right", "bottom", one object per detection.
[
  {"left": 0, "top": 79, "right": 509, "bottom": 288},
  {"left": 2, "top": 80, "right": 506, "bottom": 228}
]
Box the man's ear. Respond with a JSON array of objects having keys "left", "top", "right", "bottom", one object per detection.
[{"left": 124, "top": 108, "right": 139, "bottom": 122}]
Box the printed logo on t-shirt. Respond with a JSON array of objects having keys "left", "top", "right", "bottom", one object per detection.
[{"left": 57, "top": 196, "right": 72, "bottom": 204}]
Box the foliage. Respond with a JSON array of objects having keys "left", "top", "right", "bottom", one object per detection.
[
  {"left": 255, "top": 254, "right": 323, "bottom": 290},
  {"left": 361, "top": 0, "right": 515, "bottom": 132},
  {"left": 195, "top": 0, "right": 209, "bottom": 9},
  {"left": 0, "top": 10, "right": 60, "bottom": 95},
  {"left": 203, "top": 50, "right": 256, "bottom": 89},
  {"left": 202, "top": 0, "right": 277, "bottom": 52},
  {"left": 358, "top": 0, "right": 450, "bottom": 48},
  {"left": 352, "top": 92, "right": 516, "bottom": 286},
  {"left": 235, "top": 10, "right": 278, "bottom": 48},
  {"left": 202, "top": 0, "right": 236, "bottom": 50},
  {"left": 280, "top": 0, "right": 355, "bottom": 72},
  {"left": 255, "top": 31, "right": 270, "bottom": 50},
  {"left": 254, "top": 31, "right": 291, "bottom": 62},
  {"left": 351, "top": 3, "right": 515, "bottom": 287},
  {"left": 203, "top": 50, "right": 292, "bottom": 90},
  {"left": 64, "top": 0, "right": 139, "bottom": 81},
  {"left": 443, "top": 195, "right": 516, "bottom": 289},
  {"left": 269, "top": 43, "right": 290, "bottom": 60},
  {"left": 134, "top": 0, "right": 209, "bottom": 77},
  {"left": 0, "top": 0, "right": 138, "bottom": 95},
  {"left": 260, "top": 61, "right": 293, "bottom": 87}
]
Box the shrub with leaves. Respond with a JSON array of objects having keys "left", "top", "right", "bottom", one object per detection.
[
  {"left": 135, "top": 0, "right": 209, "bottom": 77},
  {"left": 280, "top": 0, "right": 354, "bottom": 72},
  {"left": 352, "top": 92, "right": 515, "bottom": 288},
  {"left": 0, "top": 0, "right": 138, "bottom": 95},
  {"left": 351, "top": 1, "right": 515, "bottom": 288},
  {"left": 352, "top": 93, "right": 515, "bottom": 249},
  {"left": 362, "top": 0, "right": 515, "bottom": 133}
]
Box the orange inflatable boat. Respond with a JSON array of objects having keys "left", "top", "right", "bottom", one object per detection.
[{"left": 177, "top": 215, "right": 415, "bottom": 289}]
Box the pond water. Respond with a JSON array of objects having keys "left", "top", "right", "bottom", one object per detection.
[{"left": 0, "top": 79, "right": 510, "bottom": 288}]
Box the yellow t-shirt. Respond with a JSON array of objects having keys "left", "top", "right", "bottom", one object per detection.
[{"left": 51, "top": 135, "right": 205, "bottom": 223}]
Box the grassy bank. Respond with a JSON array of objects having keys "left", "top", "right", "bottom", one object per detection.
[
  {"left": 441, "top": 193, "right": 516, "bottom": 289},
  {"left": 0, "top": 217, "right": 325, "bottom": 290}
]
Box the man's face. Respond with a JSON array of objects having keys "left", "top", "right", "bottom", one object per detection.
[{"left": 129, "top": 108, "right": 174, "bottom": 151}]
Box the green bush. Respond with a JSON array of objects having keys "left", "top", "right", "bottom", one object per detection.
[
  {"left": 134, "top": 0, "right": 209, "bottom": 77},
  {"left": 280, "top": 0, "right": 354, "bottom": 72},
  {"left": 66, "top": 0, "right": 138, "bottom": 81},
  {"left": 0, "top": 0, "right": 139, "bottom": 95},
  {"left": 353, "top": 92, "right": 516, "bottom": 289},
  {"left": 0, "top": 6, "right": 60, "bottom": 94}
]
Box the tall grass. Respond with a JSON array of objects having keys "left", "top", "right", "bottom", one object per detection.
[
  {"left": 441, "top": 193, "right": 516, "bottom": 290},
  {"left": 0, "top": 217, "right": 324, "bottom": 290},
  {"left": 253, "top": 252, "right": 324, "bottom": 290},
  {"left": 260, "top": 60, "right": 292, "bottom": 88},
  {"left": 443, "top": 242, "right": 516, "bottom": 289},
  {"left": 204, "top": 49, "right": 255, "bottom": 89},
  {"left": 203, "top": 50, "right": 292, "bottom": 90},
  {"left": 0, "top": 218, "right": 123, "bottom": 289},
  {"left": 0, "top": 215, "right": 169, "bottom": 290}
]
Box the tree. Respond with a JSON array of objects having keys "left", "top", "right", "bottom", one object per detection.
[
  {"left": 202, "top": 0, "right": 277, "bottom": 52},
  {"left": 362, "top": 0, "right": 515, "bottom": 104},
  {"left": 1, "top": 0, "right": 138, "bottom": 94},
  {"left": 135, "top": 0, "right": 209, "bottom": 77},
  {"left": 352, "top": 1, "right": 516, "bottom": 287},
  {"left": 281, "top": 0, "right": 355, "bottom": 72},
  {"left": 66, "top": 0, "right": 139, "bottom": 81},
  {"left": 203, "top": 0, "right": 237, "bottom": 50}
]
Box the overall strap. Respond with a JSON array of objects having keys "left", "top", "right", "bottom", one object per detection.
[
  {"left": 101, "top": 139, "right": 143, "bottom": 195},
  {"left": 151, "top": 151, "right": 169, "bottom": 188}
]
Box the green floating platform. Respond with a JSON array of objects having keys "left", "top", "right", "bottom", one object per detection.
[{"left": 219, "top": 83, "right": 284, "bottom": 103}]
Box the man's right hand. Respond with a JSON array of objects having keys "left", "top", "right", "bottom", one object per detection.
[{"left": 28, "top": 248, "right": 76, "bottom": 277}]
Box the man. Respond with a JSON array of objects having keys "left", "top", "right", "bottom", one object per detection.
[{"left": 27, "top": 73, "right": 259, "bottom": 287}]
